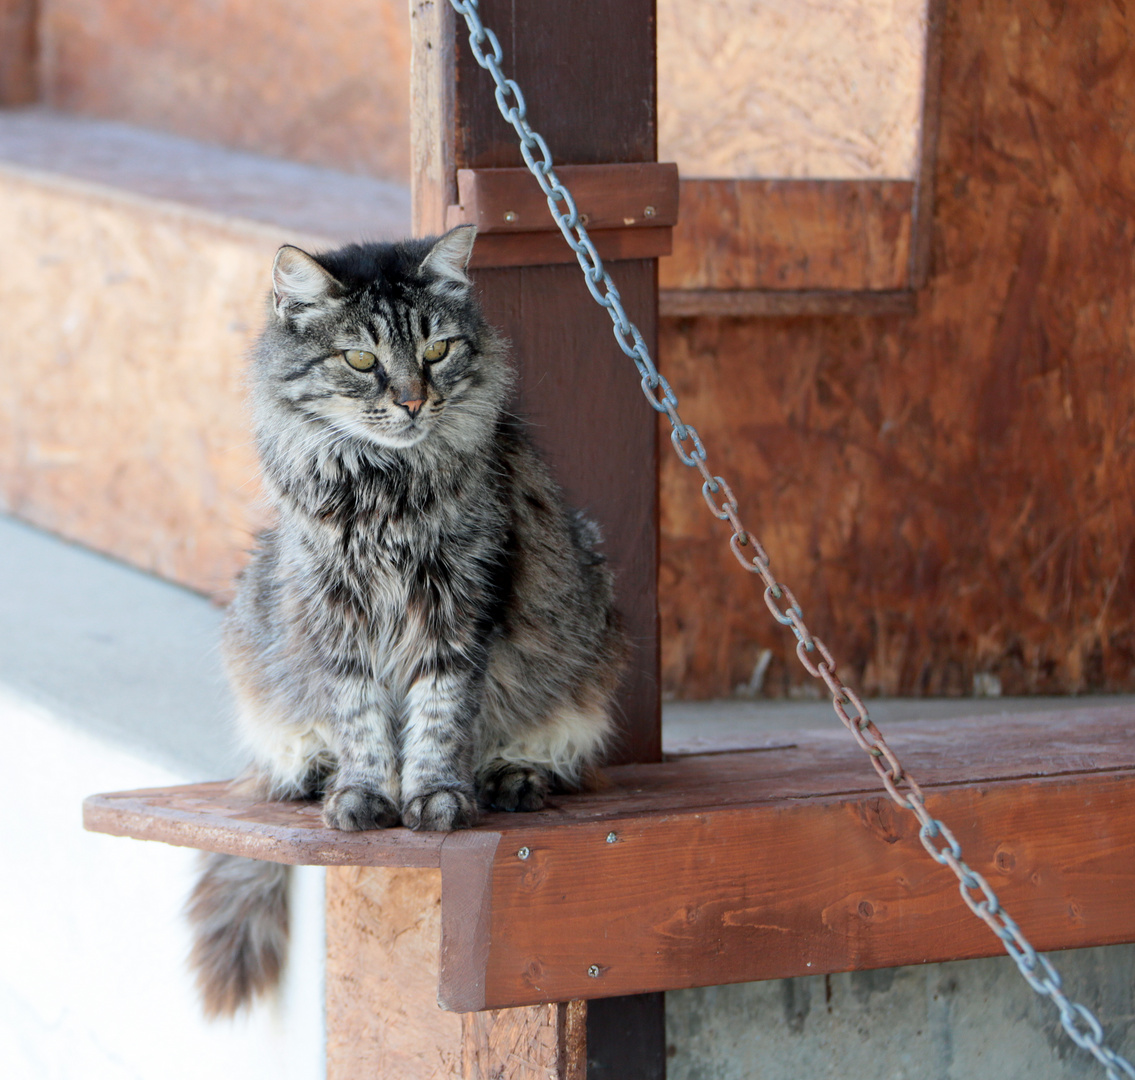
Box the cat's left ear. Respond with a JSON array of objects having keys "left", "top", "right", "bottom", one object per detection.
[
  {"left": 420, "top": 225, "right": 477, "bottom": 290},
  {"left": 272, "top": 246, "right": 343, "bottom": 320}
]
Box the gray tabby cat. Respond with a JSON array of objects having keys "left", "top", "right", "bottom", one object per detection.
[{"left": 187, "top": 226, "right": 626, "bottom": 1016}]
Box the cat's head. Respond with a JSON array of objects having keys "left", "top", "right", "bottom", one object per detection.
[{"left": 255, "top": 226, "right": 508, "bottom": 455}]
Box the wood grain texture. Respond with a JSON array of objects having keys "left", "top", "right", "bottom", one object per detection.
[
  {"left": 445, "top": 0, "right": 661, "bottom": 766},
  {"left": 410, "top": 0, "right": 456, "bottom": 235},
  {"left": 660, "top": 179, "right": 914, "bottom": 292},
  {"left": 462, "top": 769, "right": 1135, "bottom": 1006},
  {"left": 327, "top": 866, "right": 585, "bottom": 1079},
  {"left": 458, "top": 227, "right": 672, "bottom": 269},
  {"left": 85, "top": 708, "right": 1135, "bottom": 1003},
  {"left": 38, "top": 0, "right": 412, "bottom": 182},
  {"left": 449, "top": 164, "right": 679, "bottom": 233},
  {"left": 660, "top": 289, "right": 916, "bottom": 318},
  {"left": 658, "top": 0, "right": 1135, "bottom": 700}
]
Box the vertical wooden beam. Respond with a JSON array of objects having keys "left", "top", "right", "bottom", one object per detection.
[
  {"left": 0, "top": 0, "right": 38, "bottom": 105},
  {"left": 327, "top": 866, "right": 586, "bottom": 1079},
  {"left": 910, "top": 0, "right": 946, "bottom": 288},
  {"left": 450, "top": 0, "right": 661, "bottom": 768},
  {"left": 431, "top": 4, "right": 665, "bottom": 1076}
]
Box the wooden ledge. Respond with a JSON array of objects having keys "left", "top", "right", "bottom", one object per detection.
[{"left": 85, "top": 706, "right": 1135, "bottom": 1010}]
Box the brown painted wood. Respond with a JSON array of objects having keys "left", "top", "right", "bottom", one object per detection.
[
  {"left": 460, "top": 768, "right": 1135, "bottom": 1007},
  {"left": 660, "top": 179, "right": 914, "bottom": 292},
  {"left": 442, "top": 0, "right": 661, "bottom": 767},
  {"left": 449, "top": 164, "right": 679, "bottom": 233},
  {"left": 458, "top": 227, "right": 672, "bottom": 269},
  {"left": 410, "top": 0, "right": 456, "bottom": 235},
  {"left": 0, "top": 0, "right": 37, "bottom": 105},
  {"left": 82, "top": 780, "right": 445, "bottom": 867},
  {"left": 326, "top": 865, "right": 585, "bottom": 1079},
  {"left": 660, "top": 288, "right": 916, "bottom": 318},
  {"left": 84, "top": 707, "right": 1135, "bottom": 1008}
]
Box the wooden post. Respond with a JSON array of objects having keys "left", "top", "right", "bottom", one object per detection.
[{"left": 411, "top": 2, "right": 663, "bottom": 1076}]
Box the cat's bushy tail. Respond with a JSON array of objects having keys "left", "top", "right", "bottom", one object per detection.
[{"left": 186, "top": 852, "right": 290, "bottom": 1017}]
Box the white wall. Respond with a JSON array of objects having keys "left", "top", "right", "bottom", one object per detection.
[{"left": 0, "top": 687, "right": 326, "bottom": 1080}]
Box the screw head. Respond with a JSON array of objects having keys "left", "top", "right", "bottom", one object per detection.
[
  {"left": 578, "top": 213, "right": 590, "bottom": 227},
  {"left": 643, "top": 205, "right": 656, "bottom": 218},
  {"left": 503, "top": 210, "right": 518, "bottom": 223},
  {"left": 605, "top": 832, "right": 618, "bottom": 844},
  {"left": 587, "top": 965, "right": 601, "bottom": 978},
  {"left": 517, "top": 846, "right": 530, "bottom": 860}
]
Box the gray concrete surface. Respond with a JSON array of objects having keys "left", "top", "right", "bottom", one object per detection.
[{"left": 0, "top": 514, "right": 236, "bottom": 777}]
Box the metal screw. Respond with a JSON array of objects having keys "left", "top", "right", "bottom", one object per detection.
[
  {"left": 503, "top": 210, "right": 518, "bottom": 223},
  {"left": 587, "top": 965, "right": 601, "bottom": 978},
  {"left": 605, "top": 832, "right": 618, "bottom": 844},
  {"left": 517, "top": 846, "right": 530, "bottom": 860},
  {"left": 643, "top": 205, "right": 656, "bottom": 217},
  {"left": 579, "top": 213, "right": 590, "bottom": 226}
]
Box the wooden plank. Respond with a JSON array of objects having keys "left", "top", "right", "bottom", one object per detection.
[
  {"left": 84, "top": 707, "right": 1135, "bottom": 865},
  {"left": 660, "top": 288, "right": 917, "bottom": 318},
  {"left": 0, "top": 0, "right": 37, "bottom": 106},
  {"left": 449, "top": 164, "right": 679, "bottom": 233},
  {"left": 326, "top": 865, "right": 585, "bottom": 1079},
  {"left": 450, "top": 769, "right": 1135, "bottom": 1007},
  {"left": 660, "top": 179, "right": 914, "bottom": 292},
  {"left": 410, "top": 0, "right": 456, "bottom": 235},
  {"left": 82, "top": 780, "right": 445, "bottom": 867},
  {"left": 460, "top": 226, "right": 671, "bottom": 269}
]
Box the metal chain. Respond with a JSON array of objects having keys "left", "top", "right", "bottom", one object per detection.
[{"left": 446, "top": 2, "right": 1135, "bottom": 1075}]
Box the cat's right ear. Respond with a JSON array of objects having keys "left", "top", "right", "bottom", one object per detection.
[{"left": 272, "top": 246, "right": 342, "bottom": 321}]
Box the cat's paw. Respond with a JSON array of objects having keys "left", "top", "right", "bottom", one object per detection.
[
  {"left": 321, "top": 786, "right": 401, "bottom": 831},
  {"left": 402, "top": 789, "right": 478, "bottom": 831},
  {"left": 477, "top": 762, "right": 550, "bottom": 812}
]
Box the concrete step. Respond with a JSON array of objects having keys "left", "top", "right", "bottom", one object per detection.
[
  {"left": 0, "top": 108, "right": 410, "bottom": 596},
  {"left": 36, "top": 0, "right": 411, "bottom": 182}
]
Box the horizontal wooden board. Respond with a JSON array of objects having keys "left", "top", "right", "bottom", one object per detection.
[
  {"left": 659, "top": 288, "right": 916, "bottom": 318},
  {"left": 463, "top": 227, "right": 672, "bottom": 268},
  {"left": 458, "top": 771, "right": 1135, "bottom": 1007},
  {"left": 660, "top": 179, "right": 914, "bottom": 292},
  {"left": 84, "top": 707, "right": 1135, "bottom": 1004},
  {"left": 449, "top": 164, "right": 679, "bottom": 233}
]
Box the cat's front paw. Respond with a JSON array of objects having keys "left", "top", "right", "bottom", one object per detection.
[
  {"left": 322, "top": 785, "right": 401, "bottom": 831},
  {"left": 402, "top": 789, "right": 478, "bottom": 831},
  {"left": 477, "top": 762, "right": 550, "bottom": 812}
]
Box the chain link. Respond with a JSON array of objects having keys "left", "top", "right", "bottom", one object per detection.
[{"left": 447, "top": 3, "right": 1135, "bottom": 1075}]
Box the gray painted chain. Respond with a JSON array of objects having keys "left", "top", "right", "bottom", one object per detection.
[{"left": 446, "top": 1, "right": 1135, "bottom": 1075}]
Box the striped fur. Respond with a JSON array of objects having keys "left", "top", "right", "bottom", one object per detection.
[{"left": 188, "top": 227, "right": 627, "bottom": 1014}]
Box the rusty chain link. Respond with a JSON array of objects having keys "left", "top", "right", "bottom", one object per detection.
[{"left": 447, "top": 2, "right": 1135, "bottom": 1075}]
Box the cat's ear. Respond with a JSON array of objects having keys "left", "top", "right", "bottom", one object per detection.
[
  {"left": 420, "top": 225, "right": 477, "bottom": 290},
  {"left": 272, "top": 246, "right": 342, "bottom": 319}
]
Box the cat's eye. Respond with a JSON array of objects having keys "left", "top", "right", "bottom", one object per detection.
[
  {"left": 422, "top": 339, "right": 450, "bottom": 363},
  {"left": 343, "top": 349, "right": 377, "bottom": 371}
]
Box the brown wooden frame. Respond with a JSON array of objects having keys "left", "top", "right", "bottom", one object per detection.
[{"left": 658, "top": 0, "right": 946, "bottom": 317}]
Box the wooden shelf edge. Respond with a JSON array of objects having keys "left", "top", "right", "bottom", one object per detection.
[{"left": 659, "top": 288, "right": 917, "bottom": 318}]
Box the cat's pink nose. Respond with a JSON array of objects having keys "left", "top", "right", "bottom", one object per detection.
[{"left": 399, "top": 398, "right": 425, "bottom": 417}]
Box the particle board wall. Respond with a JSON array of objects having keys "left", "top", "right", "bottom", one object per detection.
[
  {"left": 38, "top": 0, "right": 412, "bottom": 182},
  {"left": 658, "top": 0, "right": 1135, "bottom": 699}
]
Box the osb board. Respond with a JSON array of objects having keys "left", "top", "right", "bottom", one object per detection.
[
  {"left": 326, "top": 865, "right": 585, "bottom": 1078},
  {"left": 658, "top": 0, "right": 928, "bottom": 179},
  {"left": 0, "top": 167, "right": 278, "bottom": 598},
  {"left": 659, "top": 180, "right": 914, "bottom": 291},
  {"left": 38, "top": 0, "right": 412, "bottom": 183},
  {"left": 658, "top": 0, "right": 1135, "bottom": 699}
]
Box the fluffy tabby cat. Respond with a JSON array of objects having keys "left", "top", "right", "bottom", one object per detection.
[{"left": 187, "top": 226, "right": 626, "bottom": 1016}]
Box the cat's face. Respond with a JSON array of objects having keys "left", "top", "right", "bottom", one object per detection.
[{"left": 261, "top": 228, "right": 501, "bottom": 452}]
